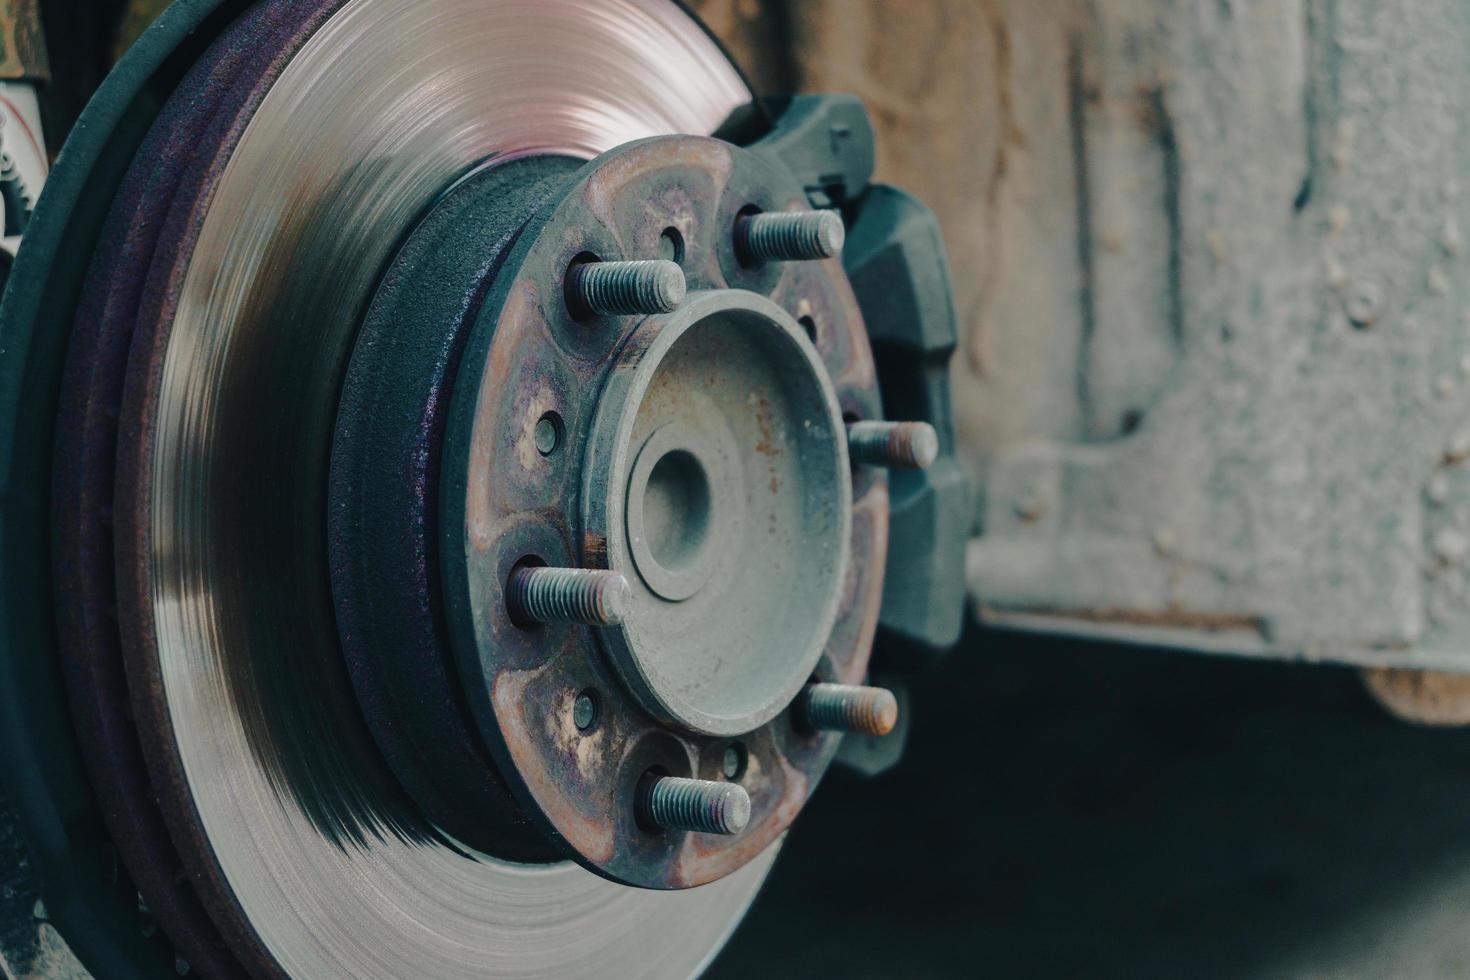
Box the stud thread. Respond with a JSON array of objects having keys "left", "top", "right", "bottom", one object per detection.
[
  {"left": 640, "top": 775, "right": 751, "bottom": 835},
  {"left": 800, "top": 683, "right": 900, "bottom": 736},
  {"left": 567, "top": 259, "right": 685, "bottom": 316},
  {"left": 847, "top": 420, "right": 940, "bottom": 470},
  {"left": 737, "top": 210, "right": 846, "bottom": 262},
  {"left": 507, "top": 567, "right": 630, "bottom": 627}
]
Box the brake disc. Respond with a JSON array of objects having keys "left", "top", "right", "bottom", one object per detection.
[{"left": 1, "top": 0, "right": 968, "bottom": 976}]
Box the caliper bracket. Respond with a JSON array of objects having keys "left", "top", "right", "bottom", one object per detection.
[
  {"left": 755, "top": 95, "right": 970, "bottom": 659},
  {"left": 846, "top": 185, "right": 970, "bottom": 657}
]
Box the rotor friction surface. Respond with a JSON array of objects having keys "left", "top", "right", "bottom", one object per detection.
[{"left": 109, "top": 0, "right": 768, "bottom": 977}]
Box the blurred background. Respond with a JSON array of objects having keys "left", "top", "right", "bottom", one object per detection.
[{"left": 713, "top": 629, "right": 1470, "bottom": 979}]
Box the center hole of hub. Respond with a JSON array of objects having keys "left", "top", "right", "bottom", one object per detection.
[{"left": 642, "top": 449, "right": 711, "bottom": 572}]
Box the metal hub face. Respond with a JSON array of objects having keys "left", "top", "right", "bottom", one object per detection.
[
  {"left": 587, "top": 288, "right": 852, "bottom": 736},
  {"left": 442, "top": 134, "right": 889, "bottom": 889}
]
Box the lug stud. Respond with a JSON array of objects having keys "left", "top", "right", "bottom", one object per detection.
[
  {"left": 847, "top": 420, "right": 940, "bottom": 470},
  {"left": 736, "top": 209, "right": 845, "bottom": 263},
  {"left": 639, "top": 775, "right": 751, "bottom": 835},
  {"left": 799, "top": 683, "right": 900, "bottom": 736},
  {"left": 567, "top": 259, "right": 685, "bottom": 316},
  {"left": 507, "top": 566, "right": 630, "bottom": 627}
]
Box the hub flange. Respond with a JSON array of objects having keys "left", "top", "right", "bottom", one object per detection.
[{"left": 440, "top": 134, "right": 889, "bottom": 888}]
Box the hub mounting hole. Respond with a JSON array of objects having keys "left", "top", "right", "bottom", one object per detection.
[
  {"left": 659, "top": 227, "right": 685, "bottom": 263},
  {"left": 721, "top": 743, "right": 747, "bottom": 780},
  {"left": 534, "top": 410, "right": 563, "bottom": 457},
  {"left": 573, "top": 690, "right": 599, "bottom": 731}
]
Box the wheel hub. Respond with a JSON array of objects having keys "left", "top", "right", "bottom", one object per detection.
[{"left": 336, "top": 132, "right": 886, "bottom": 889}]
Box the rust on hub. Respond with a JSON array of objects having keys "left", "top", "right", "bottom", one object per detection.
[{"left": 440, "top": 135, "right": 891, "bottom": 889}]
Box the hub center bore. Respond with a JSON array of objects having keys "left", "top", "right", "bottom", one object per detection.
[
  {"left": 627, "top": 422, "right": 725, "bottom": 599},
  {"left": 640, "top": 446, "right": 712, "bottom": 573}
]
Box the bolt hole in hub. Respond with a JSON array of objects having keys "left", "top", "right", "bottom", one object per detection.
[
  {"left": 573, "top": 690, "right": 600, "bottom": 731},
  {"left": 721, "top": 742, "right": 748, "bottom": 780},
  {"left": 534, "top": 410, "right": 563, "bottom": 457},
  {"left": 799, "top": 313, "right": 819, "bottom": 343},
  {"left": 659, "top": 226, "right": 685, "bottom": 263}
]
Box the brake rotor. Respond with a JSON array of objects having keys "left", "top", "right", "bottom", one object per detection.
[
  {"left": 7, "top": 0, "right": 973, "bottom": 970},
  {"left": 58, "top": 0, "right": 787, "bottom": 976}
]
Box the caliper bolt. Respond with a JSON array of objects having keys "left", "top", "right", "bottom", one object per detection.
[
  {"left": 639, "top": 775, "right": 751, "bottom": 835},
  {"left": 799, "top": 683, "right": 900, "bottom": 736},
  {"left": 567, "top": 259, "right": 685, "bottom": 316},
  {"left": 846, "top": 420, "right": 940, "bottom": 470},
  {"left": 507, "top": 566, "right": 631, "bottom": 627},
  {"left": 736, "top": 209, "right": 845, "bottom": 263}
]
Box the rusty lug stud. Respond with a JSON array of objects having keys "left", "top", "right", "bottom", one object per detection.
[
  {"left": 800, "top": 683, "right": 900, "bottom": 736},
  {"left": 639, "top": 775, "right": 751, "bottom": 835},
  {"left": 567, "top": 259, "right": 685, "bottom": 316},
  {"left": 507, "top": 566, "right": 630, "bottom": 627},
  {"left": 847, "top": 420, "right": 940, "bottom": 470},
  {"left": 736, "top": 209, "right": 845, "bottom": 263}
]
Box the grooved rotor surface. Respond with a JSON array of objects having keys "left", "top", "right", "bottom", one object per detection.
[{"left": 96, "top": 0, "right": 774, "bottom": 977}]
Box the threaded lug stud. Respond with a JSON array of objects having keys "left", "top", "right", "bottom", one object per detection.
[
  {"left": 639, "top": 775, "right": 751, "bottom": 835},
  {"left": 799, "top": 683, "right": 900, "bottom": 736},
  {"left": 506, "top": 566, "right": 630, "bottom": 627},
  {"left": 566, "top": 259, "right": 685, "bottom": 317},
  {"left": 736, "top": 210, "right": 845, "bottom": 263},
  {"left": 847, "top": 420, "right": 940, "bottom": 470}
]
